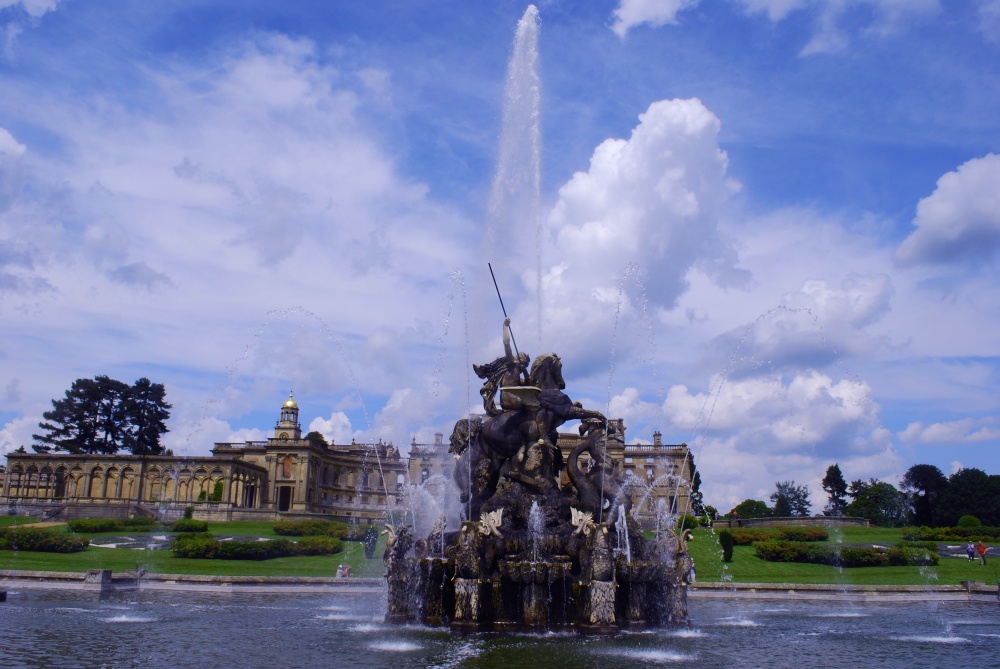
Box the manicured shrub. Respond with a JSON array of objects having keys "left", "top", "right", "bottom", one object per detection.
[
  {"left": 753, "top": 539, "right": 939, "bottom": 568},
  {"left": 170, "top": 533, "right": 219, "bottom": 558},
  {"left": 216, "top": 539, "right": 293, "bottom": 560},
  {"left": 887, "top": 546, "right": 938, "bottom": 567},
  {"left": 957, "top": 515, "right": 982, "bottom": 528},
  {"left": 0, "top": 526, "right": 90, "bottom": 553},
  {"left": 676, "top": 515, "right": 699, "bottom": 531},
  {"left": 730, "top": 529, "right": 775, "bottom": 545},
  {"left": 902, "top": 525, "right": 1000, "bottom": 542},
  {"left": 183, "top": 506, "right": 195, "bottom": 519},
  {"left": 752, "top": 540, "right": 814, "bottom": 563},
  {"left": 170, "top": 518, "right": 209, "bottom": 532},
  {"left": 170, "top": 534, "right": 344, "bottom": 560},
  {"left": 718, "top": 530, "right": 735, "bottom": 563},
  {"left": 273, "top": 519, "right": 349, "bottom": 538},
  {"left": 294, "top": 536, "right": 344, "bottom": 556},
  {"left": 67, "top": 518, "right": 121, "bottom": 533},
  {"left": 834, "top": 546, "right": 889, "bottom": 567},
  {"left": 776, "top": 527, "right": 828, "bottom": 542},
  {"left": 121, "top": 516, "right": 157, "bottom": 530}
]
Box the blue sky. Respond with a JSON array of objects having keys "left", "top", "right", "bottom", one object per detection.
[{"left": 1, "top": 0, "right": 999, "bottom": 512}]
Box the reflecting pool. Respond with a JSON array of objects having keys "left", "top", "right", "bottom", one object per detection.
[{"left": 2, "top": 589, "right": 998, "bottom": 668}]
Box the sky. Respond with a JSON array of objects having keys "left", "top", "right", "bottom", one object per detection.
[{"left": 1, "top": 0, "right": 999, "bottom": 513}]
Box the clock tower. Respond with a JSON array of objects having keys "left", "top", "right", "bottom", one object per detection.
[{"left": 274, "top": 391, "right": 302, "bottom": 440}]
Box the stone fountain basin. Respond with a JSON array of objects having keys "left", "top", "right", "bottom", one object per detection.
[{"left": 499, "top": 558, "right": 573, "bottom": 584}]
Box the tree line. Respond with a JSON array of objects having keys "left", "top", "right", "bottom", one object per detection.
[
  {"left": 719, "top": 462, "right": 1000, "bottom": 527},
  {"left": 30, "top": 376, "right": 172, "bottom": 456}
]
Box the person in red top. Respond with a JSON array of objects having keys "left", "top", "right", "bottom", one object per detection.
[{"left": 977, "top": 540, "right": 988, "bottom": 566}]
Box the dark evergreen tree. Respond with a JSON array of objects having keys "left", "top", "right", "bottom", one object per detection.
[
  {"left": 900, "top": 464, "right": 948, "bottom": 526},
  {"left": 933, "top": 468, "right": 1000, "bottom": 526},
  {"left": 821, "top": 463, "right": 848, "bottom": 516},
  {"left": 687, "top": 453, "right": 705, "bottom": 517},
  {"left": 305, "top": 431, "right": 329, "bottom": 448},
  {"left": 93, "top": 375, "right": 130, "bottom": 453},
  {"left": 771, "top": 480, "right": 811, "bottom": 516},
  {"left": 122, "top": 377, "right": 171, "bottom": 455},
  {"left": 33, "top": 377, "right": 104, "bottom": 453},
  {"left": 33, "top": 375, "right": 171, "bottom": 455}
]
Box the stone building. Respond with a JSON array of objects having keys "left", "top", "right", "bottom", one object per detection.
[{"left": 2, "top": 394, "right": 692, "bottom": 526}]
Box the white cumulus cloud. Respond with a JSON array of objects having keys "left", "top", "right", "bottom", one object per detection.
[
  {"left": 899, "top": 417, "right": 1000, "bottom": 445},
  {"left": 541, "top": 97, "right": 745, "bottom": 362},
  {"left": 610, "top": 0, "right": 701, "bottom": 37},
  {"left": 309, "top": 412, "right": 354, "bottom": 446},
  {"left": 896, "top": 153, "right": 1000, "bottom": 267}
]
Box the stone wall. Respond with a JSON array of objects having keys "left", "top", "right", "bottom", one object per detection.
[{"left": 713, "top": 516, "right": 870, "bottom": 529}]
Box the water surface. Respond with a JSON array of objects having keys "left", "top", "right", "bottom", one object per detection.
[{"left": 2, "top": 589, "right": 996, "bottom": 668}]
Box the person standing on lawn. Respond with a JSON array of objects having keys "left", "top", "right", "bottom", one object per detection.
[
  {"left": 967, "top": 541, "right": 976, "bottom": 562},
  {"left": 977, "top": 540, "right": 988, "bottom": 566}
]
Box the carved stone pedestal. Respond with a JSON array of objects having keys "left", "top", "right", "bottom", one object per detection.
[
  {"left": 450, "top": 577, "right": 483, "bottom": 631},
  {"left": 577, "top": 580, "right": 617, "bottom": 634}
]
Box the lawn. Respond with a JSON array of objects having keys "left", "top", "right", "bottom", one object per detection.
[
  {"left": 5, "top": 519, "right": 1000, "bottom": 586},
  {"left": 687, "top": 526, "right": 1000, "bottom": 586},
  {"left": 0, "top": 519, "right": 388, "bottom": 578}
]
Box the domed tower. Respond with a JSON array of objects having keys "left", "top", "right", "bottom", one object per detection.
[{"left": 274, "top": 391, "right": 302, "bottom": 440}]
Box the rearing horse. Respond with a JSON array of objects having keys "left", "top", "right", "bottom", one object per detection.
[{"left": 478, "top": 353, "right": 607, "bottom": 478}]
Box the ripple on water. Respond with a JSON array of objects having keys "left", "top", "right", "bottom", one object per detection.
[
  {"left": 100, "top": 614, "right": 158, "bottom": 623},
  {"left": 368, "top": 641, "right": 423, "bottom": 652},
  {"left": 812, "top": 612, "right": 868, "bottom": 618},
  {"left": 716, "top": 617, "right": 758, "bottom": 627},
  {"left": 349, "top": 624, "right": 382, "bottom": 633},
  {"left": 888, "top": 635, "right": 969, "bottom": 644},
  {"left": 615, "top": 649, "right": 696, "bottom": 663}
]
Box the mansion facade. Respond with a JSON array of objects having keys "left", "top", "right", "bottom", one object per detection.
[{"left": 2, "top": 394, "right": 692, "bottom": 527}]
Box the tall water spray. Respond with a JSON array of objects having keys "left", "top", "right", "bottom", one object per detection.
[{"left": 486, "top": 5, "right": 542, "bottom": 342}]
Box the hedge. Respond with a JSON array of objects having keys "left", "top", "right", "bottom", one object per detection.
[
  {"left": 752, "top": 540, "right": 938, "bottom": 567},
  {"left": 0, "top": 526, "right": 90, "bottom": 553},
  {"left": 170, "top": 518, "right": 209, "bottom": 532},
  {"left": 775, "top": 527, "right": 828, "bottom": 542},
  {"left": 902, "top": 526, "right": 1000, "bottom": 542},
  {"left": 729, "top": 529, "right": 774, "bottom": 545},
  {"left": 171, "top": 534, "right": 343, "bottom": 560},
  {"left": 273, "top": 519, "right": 350, "bottom": 538}
]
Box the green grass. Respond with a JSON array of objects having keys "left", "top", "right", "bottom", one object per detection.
[
  {"left": 0, "top": 516, "right": 41, "bottom": 528},
  {"left": 0, "top": 519, "right": 388, "bottom": 578},
  {"left": 690, "top": 526, "right": 1000, "bottom": 586},
  {"left": 6, "top": 520, "right": 999, "bottom": 586}
]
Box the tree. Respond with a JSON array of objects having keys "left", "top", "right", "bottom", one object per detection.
[
  {"left": 846, "top": 479, "right": 909, "bottom": 527},
  {"left": 33, "top": 376, "right": 171, "bottom": 455},
  {"left": 900, "top": 464, "right": 948, "bottom": 526},
  {"left": 306, "top": 431, "right": 329, "bottom": 448},
  {"left": 731, "top": 499, "right": 772, "bottom": 519},
  {"left": 688, "top": 454, "right": 705, "bottom": 517},
  {"left": 933, "top": 468, "right": 1000, "bottom": 526},
  {"left": 34, "top": 377, "right": 107, "bottom": 453},
  {"left": 821, "top": 463, "right": 848, "bottom": 516},
  {"left": 771, "top": 480, "right": 811, "bottom": 517},
  {"left": 122, "top": 378, "right": 171, "bottom": 455}
]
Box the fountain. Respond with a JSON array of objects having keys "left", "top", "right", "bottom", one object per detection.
[
  {"left": 384, "top": 319, "right": 692, "bottom": 633},
  {"left": 381, "top": 5, "right": 692, "bottom": 632}
]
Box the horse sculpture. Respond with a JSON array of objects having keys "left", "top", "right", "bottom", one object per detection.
[{"left": 478, "top": 353, "right": 606, "bottom": 479}]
